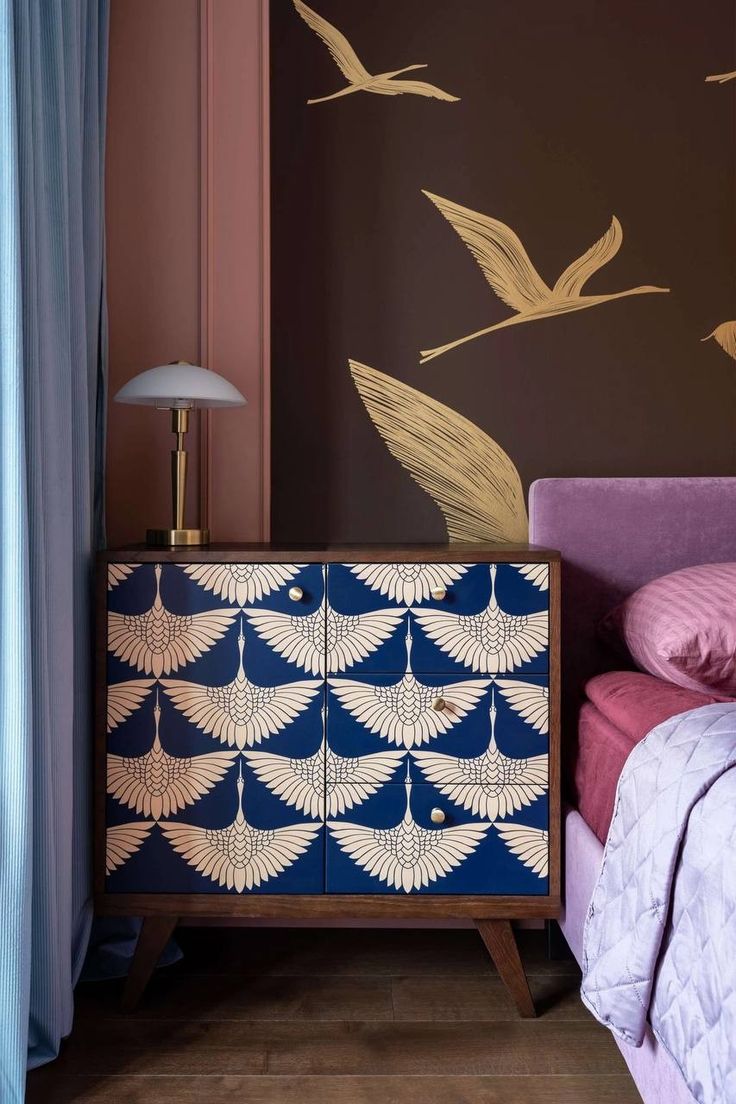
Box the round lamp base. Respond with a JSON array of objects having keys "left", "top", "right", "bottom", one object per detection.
[{"left": 146, "top": 527, "right": 210, "bottom": 547}]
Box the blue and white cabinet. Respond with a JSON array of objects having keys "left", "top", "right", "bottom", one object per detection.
[{"left": 102, "top": 555, "right": 555, "bottom": 900}]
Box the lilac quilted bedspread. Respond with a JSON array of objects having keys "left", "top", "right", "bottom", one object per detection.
[{"left": 581, "top": 703, "right": 736, "bottom": 1104}]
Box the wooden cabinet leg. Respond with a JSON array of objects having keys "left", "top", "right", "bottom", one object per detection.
[
  {"left": 122, "top": 916, "right": 178, "bottom": 1012},
  {"left": 475, "top": 919, "right": 536, "bottom": 1018}
]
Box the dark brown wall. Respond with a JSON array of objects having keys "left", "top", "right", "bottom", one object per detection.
[{"left": 271, "top": 0, "right": 736, "bottom": 543}]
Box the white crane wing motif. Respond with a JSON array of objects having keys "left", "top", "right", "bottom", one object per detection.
[
  {"left": 246, "top": 572, "right": 404, "bottom": 676},
  {"left": 161, "top": 623, "right": 321, "bottom": 749},
  {"left": 495, "top": 678, "right": 548, "bottom": 735},
  {"left": 327, "top": 764, "right": 490, "bottom": 893},
  {"left": 412, "top": 695, "right": 547, "bottom": 819},
  {"left": 328, "top": 619, "right": 490, "bottom": 748},
  {"left": 349, "top": 563, "right": 470, "bottom": 605},
  {"left": 108, "top": 564, "right": 237, "bottom": 678},
  {"left": 107, "top": 679, "right": 155, "bottom": 732},
  {"left": 106, "top": 822, "right": 153, "bottom": 874},
  {"left": 495, "top": 822, "right": 548, "bottom": 878},
  {"left": 411, "top": 566, "right": 547, "bottom": 674},
  {"left": 107, "top": 697, "right": 238, "bottom": 820},
  {"left": 515, "top": 563, "right": 549, "bottom": 592},
  {"left": 183, "top": 563, "right": 306, "bottom": 606},
  {"left": 244, "top": 739, "right": 405, "bottom": 818},
  {"left": 160, "top": 768, "right": 320, "bottom": 892},
  {"left": 108, "top": 563, "right": 137, "bottom": 590}
]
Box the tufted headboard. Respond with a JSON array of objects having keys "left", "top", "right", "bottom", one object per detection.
[{"left": 529, "top": 477, "right": 736, "bottom": 730}]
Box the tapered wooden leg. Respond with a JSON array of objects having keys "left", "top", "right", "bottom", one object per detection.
[
  {"left": 475, "top": 919, "right": 536, "bottom": 1018},
  {"left": 122, "top": 916, "right": 178, "bottom": 1012}
]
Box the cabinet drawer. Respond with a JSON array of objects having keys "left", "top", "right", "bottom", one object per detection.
[
  {"left": 326, "top": 563, "right": 549, "bottom": 676},
  {"left": 327, "top": 674, "right": 548, "bottom": 757},
  {"left": 326, "top": 780, "right": 548, "bottom": 896}
]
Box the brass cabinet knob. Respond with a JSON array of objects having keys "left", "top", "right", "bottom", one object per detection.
[
  {"left": 430, "top": 586, "right": 447, "bottom": 601},
  {"left": 432, "top": 697, "right": 446, "bottom": 712},
  {"left": 288, "top": 586, "right": 304, "bottom": 602},
  {"left": 430, "top": 807, "right": 446, "bottom": 825}
]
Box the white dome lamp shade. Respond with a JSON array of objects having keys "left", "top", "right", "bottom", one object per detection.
[{"left": 114, "top": 362, "right": 246, "bottom": 547}]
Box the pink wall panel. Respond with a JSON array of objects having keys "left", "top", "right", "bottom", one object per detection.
[{"left": 105, "top": 0, "right": 269, "bottom": 547}]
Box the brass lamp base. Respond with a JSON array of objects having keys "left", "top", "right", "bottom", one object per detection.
[{"left": 146, "top": 527, "right": 210, "bottom": 547}]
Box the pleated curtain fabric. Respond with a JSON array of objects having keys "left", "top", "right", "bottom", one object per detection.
[{"left": 0, "top": 2, "right": 108, "bottom": 1100}]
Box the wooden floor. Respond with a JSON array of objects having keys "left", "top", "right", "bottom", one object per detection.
[{"left": 27, "top": 927, "right": 640, "bottom": 1104}]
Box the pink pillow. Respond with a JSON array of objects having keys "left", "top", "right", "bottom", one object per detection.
[{"left": 604, "top": 563, "right": 736, "bottom": 696}]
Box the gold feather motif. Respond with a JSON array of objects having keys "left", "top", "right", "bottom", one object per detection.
[
  {"left": 702, "top": 321, "right": 736, "bottom": 361},
  {"left": 293, "top": 0, "right": 459, "bottom": 105},
  {"left": 349, "top": 562, "right": 470, "bottom": 605},
  {"left": 108, "top": 563, "right": 137, "bottom": 590},
  {"left": 494, "top": 822, "right": 548, "bottom": 878},
  {"left": 705, "top": 70, "right": 736, "bottom": 84},
  {"left": 108, "top": 564, "right": 238, "bottom": 678},
  {"left": 350, "top": 360, "right": 528, "bottom": 543},
  {"left": 419, "top": 191, "right": 669, "bottom": 363}
]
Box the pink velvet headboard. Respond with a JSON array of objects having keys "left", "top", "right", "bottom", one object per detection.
[{"left": 529, "top": 477, "right": 736, "bottom": 727}]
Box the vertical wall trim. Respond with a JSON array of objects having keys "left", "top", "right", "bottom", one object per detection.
[
  {"left": 260, "top": 0, "right": 271, "bottom": 540},
  {"left": 199, "top": 0, "right": 214, "bottom": 532}
]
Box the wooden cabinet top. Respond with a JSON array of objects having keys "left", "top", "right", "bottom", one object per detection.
[{"left": 99, "top": 543, "right": 561, "bottom": 564}]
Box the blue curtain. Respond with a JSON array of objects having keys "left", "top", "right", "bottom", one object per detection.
[{"left": 0, "top": 2, "right": 108, "bottom": 1100}]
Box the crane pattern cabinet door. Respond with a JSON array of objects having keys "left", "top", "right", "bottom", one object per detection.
[{"left": 104, "top": 558, "right": 551, "bottom": 898}]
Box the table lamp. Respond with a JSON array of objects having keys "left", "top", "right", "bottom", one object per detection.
[{"left": 114, "top": 361, "right": 246, "bottom": 546}]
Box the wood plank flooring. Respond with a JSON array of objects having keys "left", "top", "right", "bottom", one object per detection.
[{"left": 26, "top": 927, "right": 641, "bottom": 1103}]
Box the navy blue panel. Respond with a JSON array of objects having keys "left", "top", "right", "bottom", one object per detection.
[
  {"left": 106, "top": 561, "right": 326, "bottom": 895},
  {"left": 326, "top": 782, "right": 548, "bottom": 896},
  {"left": 326, "top": 563, "right": 549, "bottom": 675}
]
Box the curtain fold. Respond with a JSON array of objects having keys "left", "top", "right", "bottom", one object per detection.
[{"left": 0, "top": 2, "right": 108, "bottom": 1100}]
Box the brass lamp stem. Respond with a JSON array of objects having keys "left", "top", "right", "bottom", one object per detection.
[
  {"left": 171, "top": 407, "right": 189, "bottom": 531},
  {"left": 146, "top": 405, "right": 209, "bottom": 546}
]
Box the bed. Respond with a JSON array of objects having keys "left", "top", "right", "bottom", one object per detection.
[{"left": 529, "top": 476, "right": 736, "bottom": 1104}]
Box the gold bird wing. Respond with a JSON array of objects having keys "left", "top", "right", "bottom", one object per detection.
[
  {"left": 327, "top": 819, "right": 491, "bottom": 893},
  {"left": 706, "top": 70, "right": 736, "bottom": 83},
  {"left": 495, "top": 678, "right": 549, "bottom": 735},
  {"left": 495, "top": 822, "right": 548, "bottom": 877},
  {"left": 515, "top": 563, "right": 549, "bottom": 591},
  {"left": 107, "top": 679, "right": 155, "bottom": 732},
  {"left": 349, "top": 562, "right": 470, "bottom": 605},
  {"left": 183, "top": 563, "right": 306, "bottom": 606},
  {"left": 105, "top": 822, "right": 153, "bottom": 874},
  {"left": 107, "top": 747, "right": 239, "bottom": 820},
  {"left": 108, "top": 563, "right": 136, "bottom": 590},
  {"left": 108, "top": 607, "right": 238, "bottom": 678},
  {"left": 243, "top": 744, "right": 325, "bottom": 819},
  {"left": 351, "top": 361, "right": 528, "bottom": 543},
  {"left": 245, "top": 604, "right": 404, "bottom": 676},
  {"left": 159, "top": 818, "right": 321, "bottom": 893},
  {"left": 293, "top": 0, "right": 371, "bottom": 84},
  {"left": 703, "top": 321, "right": 736, "bottom": 361},
  {"left": 378, "top": 78, "right": 459, "bottom": 102},
  {"left": 325, "top": 747, "right": 406, "bottom": 816},
  {"left": 552, "top": 217, "right": 622, "bottom": 299},
  {"left": 421, "top": 191, "right": 552, "bottom": 313},
  {"left": 411, "top": 746, "right": 548, "bottom": 819},
  {"left": 410, "top": 607, "right": 548, "bottom": 674},
  {"left": 327, "top": 675, "right": 490, "bottom": 748},
  {"left": 160, "top": 676, "right": 322, "bottom": 749}
]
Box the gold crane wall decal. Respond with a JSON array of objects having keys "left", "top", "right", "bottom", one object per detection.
[
  {"left": 350, "top": 360, "right": 528, "bottom": 543},
  {"left": 419, "top": 191, "right": 670, "bottom": 363},
  {"left": 293, "top": 0, "right": 459, "bottom": 105},
  {"left": 702, "top": 321, "right": 736, "bottom": 361},
  {"left": 706, "top": 70, "right": 736, "bottom": 84}
]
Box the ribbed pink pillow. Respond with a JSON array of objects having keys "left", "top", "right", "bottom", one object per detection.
[{"left": 605, "top": 563, "right": 736, "bottom": 695}]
